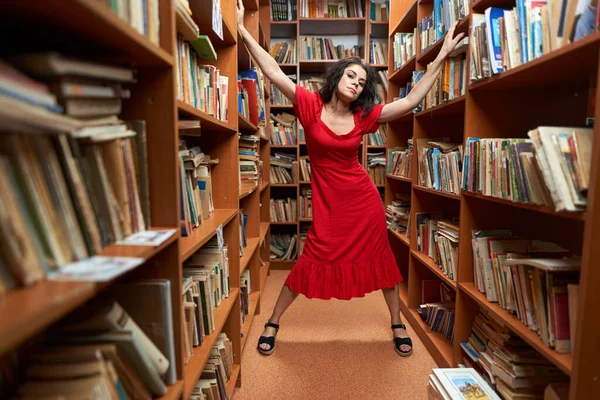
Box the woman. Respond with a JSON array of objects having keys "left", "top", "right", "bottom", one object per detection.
[{"left": 237, "top": 0, "right": 464, "bottom": 357}]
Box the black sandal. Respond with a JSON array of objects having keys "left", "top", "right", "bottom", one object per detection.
[
  {"left": 392, "top": 324, "right": 413, "bottom": 357},
  {"left": 257, "top": 322, "right": 279, "bottom": 356}
]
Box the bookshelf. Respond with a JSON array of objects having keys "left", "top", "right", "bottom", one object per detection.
[
  {"left": 0, "top": 0, "right": 272, "bottom": 399},
  {"left": 385, "top": 1, "right": 600, "bottom": 398},
  {"left": 269, "top": 0, "right": 389, "bottom": 269}
]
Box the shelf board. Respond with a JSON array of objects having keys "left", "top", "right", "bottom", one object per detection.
[
  {"left": 300, "top": 17, "right": 365, "bottom": 21},
  {"left": 469, "top": 32, "right": 600, "bottom": 90},
  {"left": 260, "top": 222, "right": 270, "bottom": 242},
  {"left": 376, "top": 184, "right": 385, "bottom": 188},
  {"left": 271, "top": 183, "right": 297, "bottom": 187},
  {"left": 239, "top": 182, "right": 258, "bottom": 199},
  {"left": 175, "top": 8, "right": 199, "bottom": 42},
  {"left": 158, "top": 380, "right": 184, "bottom": 400},
  {"left": 260, "top": 181, "right": 270, "bottom": 192},
  {"left": 271, "top": 144, "right": 297, "bottom": 148},
  {"left": 417, "top": 16, "right": 470, "bottom": 65},
  {"left": 413, "top": 185, "right": 461, "bottom": 200},
  {"left": 370, "top": 20, "right": 389, "bottom": 25},
  {"left": 411, "top": 250, "right": 457, "bottom": 289},
  {"left": 367, "top": 145, "right": 387, "bottom": 148},
  {"left": 227, "top": 364, "right": 242, "bottom": 398},
  {"left": 238, "top": 114, "right": 258, "bottom": 132},
  {"left": 270, "top": 221, "right": 298, "bottom": 225},
  {"left": 180, "top": 209, "right": 238, "bottom": 260},
  {"left": 389, "top": 55, "right": 416, "bottom": 83},
  {"left": 414, "top": 95, "right": 466, "bottom": 118},
  {"left": 387, "top": 174, "right": 412, "bottom": 183},
  {"left": 299, "top": 180, "right": 311, "bottom": 184},
  {"left": 240, "top": 237, "right": 261, "bottom": 276},
  {"left": 371, "top": 63, "right": 389, "bottom": 68},
  {"left": 389, "top": 229, "right": 410, "bottom": 247},
  {"left": 472, "top": 0, "right": 530, "bottom": 12},
  {"left": 177, "top": 101, "right": 236, "bottom": 133},
  {"left": 0, "top": 228, "right": 179, "bottom": 356},
  {"left": 462, "top": 191, "right": 586, "bottom": 221},
  {"left": 2, "top": 0, "right": 173, "bottom": 67},
  {"left": 271, "top": 20, "right": 298, "bottom": 25},
  {"left": 184, "top": 288, "right": 240, "bottom": 399},
  {"left": 241, "top": 291, "right": 261, "bottom": 351},
  {"left": 190, "top": 0, "right": 236, "bottom": 50},
  {"left": 459, "top": 283, "right": 572, "bottom": 375},
  {"left": 405, "top": 307, "right": 453, "bottom": 368},
  {"left": 270, "top": 104, "right": 294, "bottom": 109},
  {"left": 299, "top": 59, "right": 337, "bottom": 71},
  {"left": 299, "top": 218, "right": 313, "bottom": 222},
  {"left": 389, "top": 0, "right": 418, "bottom": 36}
]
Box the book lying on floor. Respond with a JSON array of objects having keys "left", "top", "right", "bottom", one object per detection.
[{"left": 428, "top": 368, "right": 500, "bottom": 400}]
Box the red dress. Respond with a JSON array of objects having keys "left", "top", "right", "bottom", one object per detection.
[{"left": 284, "top": 85, "right": 403, "bottom": 300}]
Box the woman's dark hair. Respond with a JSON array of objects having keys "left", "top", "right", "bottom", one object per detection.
[{"left": 318, "top": 56, "right": 379, "bottom": 119}]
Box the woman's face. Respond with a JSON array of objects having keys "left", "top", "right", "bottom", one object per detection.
[{"left": 337, "top": 64, "right": 367, "bottom": 102}]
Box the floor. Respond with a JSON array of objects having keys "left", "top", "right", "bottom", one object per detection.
[{"left": 233, "top": 270, "right": 437, "bottom": 400}]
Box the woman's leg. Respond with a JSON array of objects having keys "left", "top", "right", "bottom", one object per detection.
[
  {"left": 382, "top": 284, "right": 412, "bottom": 353},
  {"left": 259, "top": 284, "right": 299, "bottom": 351}
]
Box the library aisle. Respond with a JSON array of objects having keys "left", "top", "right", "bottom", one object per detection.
[{"left": 234, "top": 271, "right": 437, "bottom": 400}]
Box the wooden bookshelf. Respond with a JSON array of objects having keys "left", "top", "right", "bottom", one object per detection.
[
  {"left": 0, "top": 0, "right": 272, "bottom": 398},
  {"left": 384, "top": 1, "right": 600, "bottom": 398}
]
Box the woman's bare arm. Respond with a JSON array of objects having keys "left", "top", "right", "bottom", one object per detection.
[{"left": 377, "top": 22, "right": 465, "bottom": 123}]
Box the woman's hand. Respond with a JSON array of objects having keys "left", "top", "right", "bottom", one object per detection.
[
  {"left": 237, "top": 0, "right": 245, "bottom": 28},
  {"left": 438, "top": 21, "right": 465, "bottom": 59}
]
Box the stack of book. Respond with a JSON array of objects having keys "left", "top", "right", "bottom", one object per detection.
[
  {"left": 470, "top": 3, "right": 597, "bottom": 81},
  {"left": 182, "top": 238, "right": 231, "bottom": 359},
  {"left": 298, "top": 224, "right": 310, "bottom": 256},
  {"left": 105, "top": 0, "right": 160, "bottom": 45},
  {"left": 393, "top": 31, "right": 416, "bottom": 70},
  {"left": 300, "top": 187, "right": 313, "bottom": 219},
  {"left": 239, "top": 134, "right": 260, "bottom": 186},
  {"left": 470, "top": 230, "right": 580, "bottom": 354},
  {"left": 270, "top": 233, "right": 298, "bottom": 261},
  {"left": 460, "top": 309, "right": 569, "bottom": 398},
  {"left": 270, "top": 40, "right": 297, "bottom": 64},
  {"left": 238, "top": 68, "right": 267, "bottom": 128},
  {"left": 417, "top": 139, "right": 463, "bottom": 195},
  {"left": 419, "top": 279, "right": 456, "bottom": 341},
  {"left": 461, "top": 127, "right": 593, "bottom": 212},
  {"left": 270, "top": 83, "right": 293, "bottom": 106},
  {"left": 270, "top": 113, "right": 297, "bottom": 145},
  {"left": 270, "top": 152, "right": 296, "bottom": 184},
  {"left": 367, "top": 124, "right": 387, "bottom": 146},
  {"left": 300, "top": 37, "right": 362, "bottom": 60},
  {"left": 385, "top": 194, "right": 411, "bottom": 233},
  {"left": 423, "top": 53, "right": 467, "bottom": 110},
  {"left": 239, "top": 209, "right": 249, "bottom": 257},
  {"left": 387, "top": 141, "right": 413, "bottom": 178},
  {"left": 177, "top": 37, "right": 229, "bottom": 121},
  {"left": 419, "top": 0, "right": 470, "bottom": 52},
  {"left": 24, "top": 288, "right": 177, "bottom": 398},
  {"left": 179, "top": 140, "right": 216, "bottom": 236},
  {"left": 191, "top": 334, "right": 234, "bottom": 400},
  {"left": 0, "top": 53, "right": 149, "bottom": 288},
  {"left": 298, "top": 77, "right": 324, "bottom": 92},
  {"left": 370, "top": 0, "right": 390, "bottom": 21},
  {"left": 367, "top": 152, "right": 386, "bottom": 185},
  {"left": 416, "top": 213, "right": 459, "bottom": 281},
  {"left": 271, "top": 0, "right": 298, "bottom": 21},
  {"left": 300, "top": 0, "right": 366, "bottom": 18},
  {"left": 370, "top": 40, "right": 388, "bottom": 64},
  {"left": 270, "top": 197, "right": 298, "bottom": 222},
  {"left": 299, "top": 155, "right": 311, "bottom": 181},
  {"left": 240, "top": 269, "right": 252, "bottom": 323}
]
